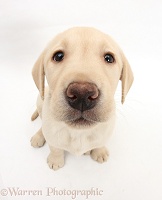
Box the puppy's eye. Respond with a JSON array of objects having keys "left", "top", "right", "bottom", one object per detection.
[
  {"left": 104, "top": 54, "right": 115, "bottom": 63},
  {"left": 53, "top": 51, "right": 64, "bottom": 62}
]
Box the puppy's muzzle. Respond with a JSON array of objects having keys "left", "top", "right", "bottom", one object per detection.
[{"left": 66, "top": 82, "right": 99, "bottom": 112}]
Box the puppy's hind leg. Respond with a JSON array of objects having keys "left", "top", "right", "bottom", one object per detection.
[
  {"left": 31, "top": 109, "right": 39, "bottom": 121},
  {"left": 31, "top": 128, "right": 46, "bottom": 148}
]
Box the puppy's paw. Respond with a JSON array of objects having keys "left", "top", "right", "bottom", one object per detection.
[
  {"left": 47, "top": 153, "right": 64, "bottom": 170},
  {"left": 30, "top": 131, "right": 46, "bottom": 148},
  {"left": 84, "top": 150, "right": 91, "bottom": 155},
  {"left": 90, "top": 147, "right": 109, "bottom": 163}
]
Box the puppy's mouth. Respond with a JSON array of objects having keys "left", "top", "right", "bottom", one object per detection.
[
  {"left": 65, "top": 114, "right": 97, "bottom": 128},
  {"left": 75, "top": 117, "right": 95, "bottom": 125}
]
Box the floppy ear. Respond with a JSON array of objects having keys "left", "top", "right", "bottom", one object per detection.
[
  {"left": 120, "top": 51, "right": 134, "bottom": 104},
  {"left": 32, "top": 52, "right": 45, "bottom": 100}
]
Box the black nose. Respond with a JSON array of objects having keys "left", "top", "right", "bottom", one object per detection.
[{"left": 66, "top": 82, "right": 99, "bottom": 112}]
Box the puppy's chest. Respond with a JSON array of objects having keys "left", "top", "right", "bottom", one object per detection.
[
  {"left": 61, "top": 130, "right": 102, "bottom": 155},
  {"left": 43, "top": 125, "right": 103, "bottom": 156}
]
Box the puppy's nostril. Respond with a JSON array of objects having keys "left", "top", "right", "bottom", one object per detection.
[
  {"left": 66, "top": 88, "right": 77, "bottom": 100},
  {"left": 88, "top": 90, "right": 99, "bottom": 100},
  {"left": 68, "top": 95, "right": 77, "bottom": 101},
  {"left": 88, "top": 96, "right": 96, "bottom": 101}
]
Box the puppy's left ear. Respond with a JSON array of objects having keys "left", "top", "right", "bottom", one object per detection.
[{"left": 120, "top": 51, "right": 134, "bottom": 104}]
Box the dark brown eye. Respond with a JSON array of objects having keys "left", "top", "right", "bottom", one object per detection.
[
  {"left": 53, "top": 51, "right": 64, "bottom": 62},
  {"left": 104, "top": 54, "right": 115, "bottom": 63}
]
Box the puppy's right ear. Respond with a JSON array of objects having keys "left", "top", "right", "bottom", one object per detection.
[{"left": 32, "top": 51, "right": 45, "bottom": 100}]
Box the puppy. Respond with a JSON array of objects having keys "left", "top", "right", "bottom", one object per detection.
[{"left": 31, "top": 27, "right": 133, "bottom": 170}]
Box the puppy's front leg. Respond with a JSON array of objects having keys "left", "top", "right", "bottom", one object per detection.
[
  {"left": 90, "top": 147, "right": 109, "bottom": 163},
  {"left": 47, "top": 146, "right": 64, "bottom": 170}
]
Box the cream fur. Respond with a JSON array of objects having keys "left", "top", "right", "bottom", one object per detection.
[{"left": 31, "top": 27, "right": 134, "bottom": 170}]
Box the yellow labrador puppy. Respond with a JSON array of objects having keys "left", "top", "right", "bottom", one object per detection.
[{"left": 31, "top": 27, "right": 133, "bottom": 170}]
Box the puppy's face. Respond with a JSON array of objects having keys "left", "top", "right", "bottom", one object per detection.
[{"left": 32, "top": 27, "right": 133, "bottom": 128}]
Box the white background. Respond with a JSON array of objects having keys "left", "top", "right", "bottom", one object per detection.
[{"left": 0, "top": 0, "right": 162, "bottom": 199}]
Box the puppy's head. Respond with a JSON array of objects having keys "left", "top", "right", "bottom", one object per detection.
[{"left": 32, "top": 27, "right": 133, "bottom": 128}]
